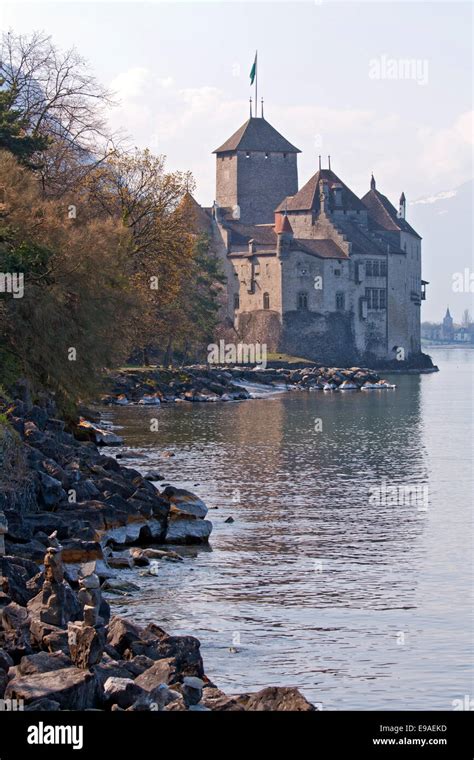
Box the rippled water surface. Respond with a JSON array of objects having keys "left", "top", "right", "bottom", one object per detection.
[{"left": 104, "top": 349, "right": 473, "bottom": 709}]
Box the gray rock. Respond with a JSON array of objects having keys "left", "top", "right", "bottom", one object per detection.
[
  {"left": 16, "top": 651, "right": 72, "bottom": 676},
  {"left": 24, "top": 698, "right": 61, "bottom": 711},
  {"left": 103, "top": 676, "right": 146, "bottom": 709},
  {"left": 68, "top": 622, "right": 105, "bottom": 669},
  {"left": 106, "top": 616, "right": 144, "bottom": 656},
  {"left": 38, "top": 473, "right": 66, "bottom": 507},
  {"left": 242, "top": 686, "right": 316, "bottom": 711},
  {"left": 134, "top": 658, "right": 177, "bottom": 691},
  {"left": 165, "top": 517, "right": 212, "bottom": 545},
  {"left": 143, "top": 471, "right": 163, "bottom": 481},
  {"left": 182, "top": 675, "right": 204, "bottom": 706},
  {"left": 5, "top": 667, "right": 98, "bottom": 709}
]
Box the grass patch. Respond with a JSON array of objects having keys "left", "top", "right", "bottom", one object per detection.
[{"left": 266, "top": 353, "right": 315, "bottom": 365}]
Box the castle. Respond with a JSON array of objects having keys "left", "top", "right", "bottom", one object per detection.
[{"left": 196, "top": 112, "right": 427, "bottom": 364}]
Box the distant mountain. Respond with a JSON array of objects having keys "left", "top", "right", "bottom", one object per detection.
[{"left": 409, "top": 179, "right": 473, "bottom": 322}]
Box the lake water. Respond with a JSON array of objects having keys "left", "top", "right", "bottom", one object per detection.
[{"left": 104, "top": 348, "right": 473, "bottom": 710}]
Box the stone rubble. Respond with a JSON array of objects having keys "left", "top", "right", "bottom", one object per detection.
[{"left": 0, "top": 384, "right": 316, "bottom": 711}]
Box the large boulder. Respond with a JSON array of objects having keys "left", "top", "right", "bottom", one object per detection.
[
  {"left": 0, "top": 601, "right": 32, "bottom": 660},
  {"left": 75, "top": 419, "right": 124, "bottom": 446},
  {"left": 148, "top": 635, "right": 204, "bottom": 679},
  {"left": 68, "top": 622, "right": 105, "bottom": 669},
  {"left": 162, "top": 487, "right": 208, "bottom": 518},
  {"left": 14, "top": 651, "right": 71, "bottom": 676},
  {"left": 165, "top": 516, "right": 212, "bottom": 545},
  {"left": 242, "top": 686, "right": 315, "bottom": 711},
  {"left": 0, "top": 556, "right": 38, "bottom": 606},
  {"left": 103, "top": 676, "right": 146, "bottom": 709},
  {"left": 134, "top": 658, "right": 177, "bottom": 691},
  {"left": 37, "top": 472, "right": 67, "bottom": 508},
  {"left": 106, "top": 617, "right": 144, "bottom": 657},
  {"left": 27, "top": 580, "right": 82, "bottom": 628},
  {"left": 5, "top": 666, "right": 98, "bottom": 709}
]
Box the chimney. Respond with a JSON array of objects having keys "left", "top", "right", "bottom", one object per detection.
[{"left": 398, "top": 192, "right": 406, "bottom": 219}]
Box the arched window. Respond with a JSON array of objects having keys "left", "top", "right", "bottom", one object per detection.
[
  {"left": 263, "top": 292, "right": 270, "bottom": 310},
  {"left": 297, "top": 292, "right": 308, "bottom": 310},
  {"left": 234, "top": 293, "right": 240, "bottom": 310}
]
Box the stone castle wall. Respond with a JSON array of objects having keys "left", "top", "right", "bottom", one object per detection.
[{"left": 216, "top": 151, "right": 298, "bottom": 225}]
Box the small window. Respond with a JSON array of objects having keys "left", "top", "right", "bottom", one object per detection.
[
  {"left": 380, "top": 261, "right": 387, "bottom": 277},
  {"left": 379, "top": 289, "right": 386, "bottom": 309},
  {"left": 334, "top": 269, "right": 341, "bottom": 277},
  {"left": 263, "top": 292, "right": 270, "bottom": 310},
  {"left": 366, "top": 261, "right": 373, "bottom": 277},
  {"left": 336, "top": 292, "right": 345, "bottom": 311},
  {"left": 283, "top": 153, "right": 287, "bottom": 159},
  {"left": 297, "top": 292, "right": 308, "bottom": 310},
  {"left": 234, "top": 293, "right": 240, "bottom": 310},
  {"left": 372, "top": 260, "right": 380, "bottom": 277}
]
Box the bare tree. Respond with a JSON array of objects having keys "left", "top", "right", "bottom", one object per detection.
[{"left": 0, "top": 31, "right": 120, "bottom": 194}]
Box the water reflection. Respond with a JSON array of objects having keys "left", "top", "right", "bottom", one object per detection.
[{"left": 105, "top": 350, "right": 472, "bottom": 709}]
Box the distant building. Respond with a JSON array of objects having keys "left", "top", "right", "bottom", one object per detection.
[
  {"left": 441, "top": 307, "right": 454, "bottom": 341},
  {"left": 421, "top": 309, "right": 473, "bottom": 344}
]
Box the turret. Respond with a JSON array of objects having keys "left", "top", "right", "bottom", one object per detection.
[
  {"left": 398, "top": 191, "right": 406, "bottom": 220},
  {"left": 275, "top": 212, "right": 293, "bottom": 259}
]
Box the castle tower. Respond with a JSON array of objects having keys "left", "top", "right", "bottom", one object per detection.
[{"left": 213, "top": 116, "right": 300, "bottom": 225}]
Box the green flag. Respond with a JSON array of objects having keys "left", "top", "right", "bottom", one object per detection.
[{"left": 250, "top": 53, "right": 257, "bottom": 85}]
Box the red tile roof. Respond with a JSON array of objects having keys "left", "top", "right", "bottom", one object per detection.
[
  {"left": 361, "top": 188, "right": 421, "bottom": 239},
  {"left": 276, "top": 169, "right": 367, "bottom": 213}
]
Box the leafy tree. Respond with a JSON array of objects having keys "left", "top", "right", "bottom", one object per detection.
[{"left": 0, "top": 150, "right": 137, "bottom": 408}]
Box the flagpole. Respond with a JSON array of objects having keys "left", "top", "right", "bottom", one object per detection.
[{"left": 255, "top": 50, "right": 258, "bottom": 117}]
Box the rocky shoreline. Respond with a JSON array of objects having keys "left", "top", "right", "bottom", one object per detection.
[
  {"left": 101, "top": 364, "right": 400, "bottom": 406},
  {"left": 0, "top": 387, "right": 314, "bottom": 711}
]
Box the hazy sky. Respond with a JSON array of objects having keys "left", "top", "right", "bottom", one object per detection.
[{"left": 1, "top": 0, "right": 473, "bottom": 321}]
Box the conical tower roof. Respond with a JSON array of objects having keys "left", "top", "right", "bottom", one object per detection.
[{"left": 213, "top": 116, "right": 300, "bottom": 154}]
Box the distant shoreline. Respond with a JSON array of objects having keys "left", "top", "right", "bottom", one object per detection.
[{"left": 423, "top": 343, "right": 474, "bottom": 349}]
